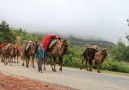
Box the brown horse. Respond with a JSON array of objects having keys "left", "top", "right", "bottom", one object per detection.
[
  {"left": 45, "top": 40, "right": 69, "bottom": 72},
  {"left": 22, "top": 41, "right": 39, "bottom": 68}
]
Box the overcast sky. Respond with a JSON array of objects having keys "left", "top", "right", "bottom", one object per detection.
[{"left": 0, "top": 0, "right": 129, "bottom": 44}]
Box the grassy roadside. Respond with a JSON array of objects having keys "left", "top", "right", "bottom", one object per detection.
[
  {"left": 65, "top": 66, "right": 129, "bottom": 77},
  {"left": 100, "top": 70, "right": 129, "bottom": 77}
]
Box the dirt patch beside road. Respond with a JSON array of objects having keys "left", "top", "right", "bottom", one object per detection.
[{"left": 0, "top": 72, "right": 73, "bottom": 90}]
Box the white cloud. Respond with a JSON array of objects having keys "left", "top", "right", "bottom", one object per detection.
[{"left": 0, "top": 0, "right": 129, "bottom": 44}]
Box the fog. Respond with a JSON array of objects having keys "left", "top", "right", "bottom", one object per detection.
[{"left": 0, "top": 0, "right": 129, "bottom": 44}]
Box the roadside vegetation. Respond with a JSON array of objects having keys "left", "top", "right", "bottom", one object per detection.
[{"left": 1, "top": 21, "right": 129, "bottom": 74}]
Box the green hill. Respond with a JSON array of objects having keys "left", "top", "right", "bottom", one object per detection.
[{"left": 67, "top": 36, "right": 117, "bottom": 48}]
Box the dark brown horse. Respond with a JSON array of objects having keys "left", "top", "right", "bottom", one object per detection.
[{"left": 45, "top": 40, "right": 69, "bottom": 72}]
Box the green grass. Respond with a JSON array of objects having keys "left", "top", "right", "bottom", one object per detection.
[
  {"left": 72, "top": 66, "right": 129, "bottom": 77},
  {"left": 101, "top": 70, "right": 129, "bottom": 77}
]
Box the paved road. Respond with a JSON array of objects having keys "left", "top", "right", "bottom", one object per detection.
[{"left": 0, "top": 61, "right": 129, "bottom": 90}]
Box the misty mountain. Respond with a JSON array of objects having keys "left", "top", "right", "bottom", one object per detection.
[
  {"left": 11, "top": 27, "right": 116, "bottom": 48},
  {"left": 38, "top": 32, "right": 117, "bottom": 48},
  {"left": 67, "top": 36, "right": 117, "bottom": 48}
]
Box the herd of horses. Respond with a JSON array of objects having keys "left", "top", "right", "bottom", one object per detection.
[{"left": 0, "top": 39, "right": 108, "bottom": 73}]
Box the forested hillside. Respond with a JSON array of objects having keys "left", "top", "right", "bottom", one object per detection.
[{"left": 68, "top": 36, "right": 117, "bottom": 48}]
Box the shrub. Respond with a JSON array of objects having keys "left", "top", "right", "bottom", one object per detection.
[{"left": 100, "top": 60, "right": 129, "bottom": 73}]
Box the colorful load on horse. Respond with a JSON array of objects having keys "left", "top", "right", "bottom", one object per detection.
[{"left": 42, "top": 34, "right": 62, "bottom": 50}]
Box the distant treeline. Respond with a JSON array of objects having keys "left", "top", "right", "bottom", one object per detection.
[{"left": 0, "top": 21, "right": 43, "bottom": 45}]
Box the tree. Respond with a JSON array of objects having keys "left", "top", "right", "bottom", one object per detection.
[
  {"left": 126, "top": 19, "right": 129, "bottom": 41},
  {"left": 0, "top": 21, "right": 16, "bottom": 43},
  {"left": 0, "top": 21, "right": 9, "bottom": 32}
]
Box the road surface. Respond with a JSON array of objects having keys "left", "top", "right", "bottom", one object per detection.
[{"left": 0, "top": 61, "right": 129, "bottom": 90}]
